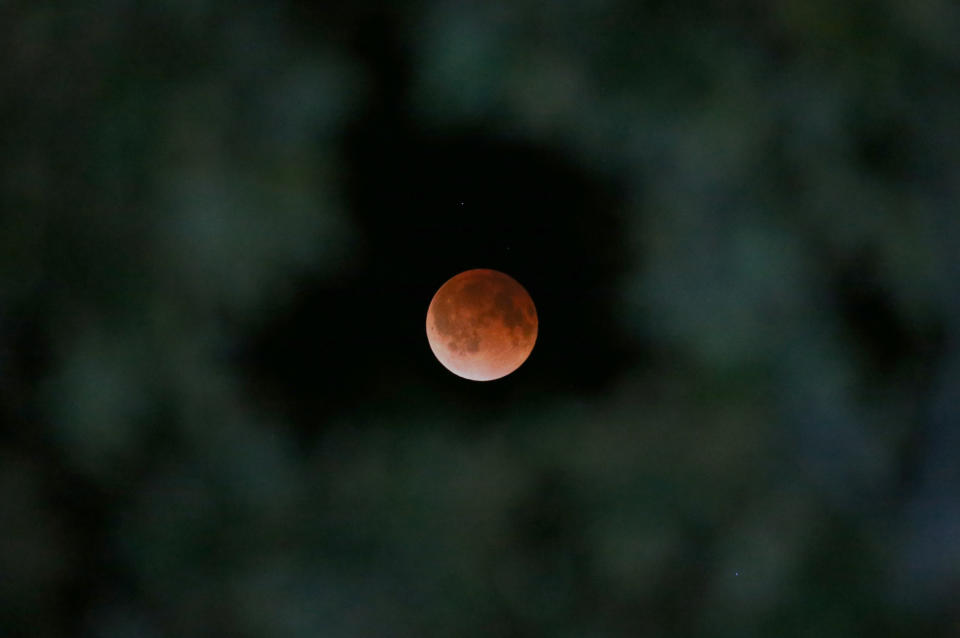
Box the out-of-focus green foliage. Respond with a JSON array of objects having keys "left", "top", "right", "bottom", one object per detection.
[{"left": 2, "top": 1, "right": 959, "bottom": 637}]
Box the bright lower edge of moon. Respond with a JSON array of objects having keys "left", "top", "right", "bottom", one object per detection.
[{"left": 426, "top": 268, "right": 538, "bottom": 381}]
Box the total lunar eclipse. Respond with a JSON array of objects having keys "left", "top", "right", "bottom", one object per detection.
[{"left": 426, "top": 269, "right": 538, "bottom": 381}]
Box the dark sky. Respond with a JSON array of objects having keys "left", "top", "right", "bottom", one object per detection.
[{"left": 244, "top": 129, "right": 632, "bottom": 425}]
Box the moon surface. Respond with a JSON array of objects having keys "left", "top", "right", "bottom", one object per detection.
[{"left": 426, "top": 269, "right": 538, "bottom": 381}]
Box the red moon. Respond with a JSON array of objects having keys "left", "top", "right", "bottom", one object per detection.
[{"left": 426, "top": 269, "right": 538, "bottom": 381}]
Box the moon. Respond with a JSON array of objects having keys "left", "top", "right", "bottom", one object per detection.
[{"left": 426, "top": 269, "right": 538, "bottom": 381}]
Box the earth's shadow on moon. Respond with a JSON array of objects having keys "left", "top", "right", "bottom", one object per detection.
[{"left": 427, "top": 268, "right": 538, "bottom": 381}]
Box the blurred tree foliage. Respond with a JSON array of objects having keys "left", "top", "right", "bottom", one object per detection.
[{"left": 1, "top": 1, "right": 959, "bottom": 637}]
